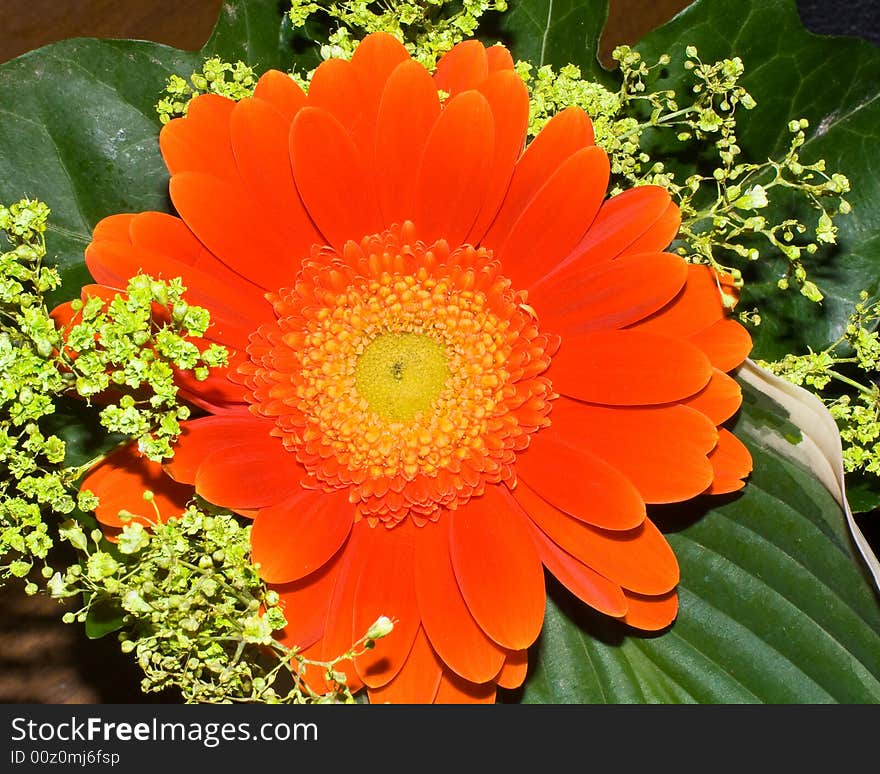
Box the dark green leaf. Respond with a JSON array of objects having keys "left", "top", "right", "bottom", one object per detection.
[
  {"left": 513, "top": 380, "right": 880, "bottom": 703},
  {"left": 843, "top": 473, "right": 880, "bottom": 516},
  {"left": 83, "top": 591, "right": 125, "bottom": 640},
  {"left": 489, "top": 0, "right": 612, "bottom": 84},
  {"left": 0, "top": 0, "right": 310, "bottom": 308},
  {"left": 201, "top": 0, "right": 301, "bottom": 72}
]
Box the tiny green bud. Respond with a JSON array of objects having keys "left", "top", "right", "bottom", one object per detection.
[{"left": 365, "top": 615, "right": 395, "bottom": 641}]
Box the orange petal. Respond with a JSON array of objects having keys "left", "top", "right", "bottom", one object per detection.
[
  {"left": 414, "top": 516, "right": 506, "bottom": 683},
  {"left": 128, "top": 212, "right": 204, "bottom": 264},
  {"left": 273, "top": 552, "right": 344, "bottom": 651},
  {"left": 513, "top": 481, "right": 679, "bottom": 595},
  {"left": 449, "top": 486, "right": 546, "bottom": 650},
  {"left": 112, "top": 212, "right": 272, "bottom": 318},
  {"left": 159, "top": 93, "right": 237, "bottom": 181},
  {"left": 93, "top": 213, "right": 135, "bottom": 244},
  {"left": 524, "top": 516, "right": 627, "bottom": 618},
  {"left": 169, "top": 172, "right": 302, "bottom": 290},
  {"left": 84, "top": 241, "right": 269, "bottom": 350},
  {"left": 549, "top": 399, "right": 717, "bottom": 504},
  {"left": 353, "top": 521, "right": 421, "bottom": 688},
  {"left": 433, "top": 39, "right": 489, "bottom": 94},
  {"left": 550, "top": 328, "right": 713, "bottom": 405},
  {"left": 307, "top": 58, "right": 367, "bottom": 142},
  {"left": 253, "top": 69, "right": 307, "bottom": 122},
  {"left": 434, "top": 671, "right": 496, "bottom": 704},
  {"left": 706, "top": 428, "right": 752, "bottom": 494},
  {"left": 484, "top": 107, "right": 594, "bottom": 250},
  {"left": 251, "top": 490, "right": 353, "bottom": 584},
  {"left": 496, "top": 146, "right": 609, "bottom": 288},
  {"left": 531, "top": 251, "right": 688, "bottom": 335},
  {"left": 517, "top": 431, "right": 646, "bottom": 530},
  {"left": 486, "top": 45, "right": 515, "bottom": 72},
  {"left": 634, "top": 263, "right": 729, "bottom": 338},
  {"left": 311, "top": 522, "right": 373, "bottom": 680},
  {"left": 49, "top": 299, "right": 80, "bottom": 330},
  {"left": 622, "top": 589, "right": 679, "bottom": 631},
  {"left": 496, "top": 649, "right": 529, "bottom": 690},
  {"left": 290, "top": 106, "right": 384, "bottom": 250},
  {"left": 81, "top": 444, "right": 192, "bottom": 529},
  {"left": 194, "top": 439, "right": 307, "bottom": 509},
  {"left": 349, "top": 31, "right": 411, "bottom": 145},
  {"left": 554, "top": 185, "right": 673, "bottom": 273},
  {"left": 466, "top": 70, "right": 529, "bottom": 244},
  {"left": 618, "top": 200, "right": 681, "bottom": 255},
  {"left": 173, "top": 350, "right": 250, "bottom": 413},
  {"left": 688, "top": 317, "right": 753, "bottom": 371},
  {"left": 367, "top": 627, "right": 443, "bottom": 703},
  {"left": 682, "top": 368, "right": 743, "bottom": 425},
  {"left": 412, "top": 89, "right": 494, "bottom": 245},
  {"left": 231, "top": 97, "right": 323, "bottom": 257},
  {"left": 374, "top": 60, "right": 442, "bottom": 227}
]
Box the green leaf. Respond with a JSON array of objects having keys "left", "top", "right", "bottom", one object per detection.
[
  {"left": 0, "top": 0, "right": 306, "bottom": 308},
  {"left": 201, "top": 0, "right": 300, "bottom": 72},
  {"left": 844, "top": 473, "right": 880, "bottom": 516},
  {"left": 634, "top": 0, "right": 880, "bottom": 361},
  {"left": 512, "top": 378, "right": 880, "bottom": 703},
  {"left": 490, "top": 0, "right": 612, "bottom": 83},
  {"left": 83, "top": 591, "right": 125, "bottom": 640}
]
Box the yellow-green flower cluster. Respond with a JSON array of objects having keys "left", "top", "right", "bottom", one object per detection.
[
  {"left": 0, "top": 199, "right": 74, "bottom": 589},
  {"left": 157, "top": 57, "right": 257, "bottom": 124},
  {"left": 289, "top": 0, "right": 507, "bottom": 67},
  {"left": 0, "top": 198, "right": 227, "bottom": 591},
  {"left": 521, "top": 44, "right": 850, "bottom": 310},
  {"left": 514, "top": 60, "right": 647, "bottom": 179},
  {"left": 59, "top": 274, "right": 228, "bottom": 461},
  {"left": 762, "top": 292, "right": 880, "bottom": 477},
  {"left": 50, "top": 505, "right": 389, "bottom": 703}
]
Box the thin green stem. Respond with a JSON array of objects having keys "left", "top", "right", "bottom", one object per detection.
[{"left": 828, "top": 369, "right": 876, "bottom": 398}]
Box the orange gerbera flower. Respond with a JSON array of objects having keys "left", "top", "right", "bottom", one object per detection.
[{"left": 68, "top": 33, "right": 753, "bottom": 703}]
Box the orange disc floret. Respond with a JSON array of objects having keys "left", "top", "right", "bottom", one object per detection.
[{"left": 234, "top": 222, "right": 558, "bottom": 525}]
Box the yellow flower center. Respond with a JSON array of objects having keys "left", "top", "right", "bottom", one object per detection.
[
  {"left": 355, "top": 333, "right": 449, "bottom": 422},
  {"left": 236, "top": 223, "right": 559, "bottom": 526}
]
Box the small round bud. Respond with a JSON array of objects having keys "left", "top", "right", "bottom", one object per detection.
[{"left": 365, "top": 615, "right": 395, "bottom": 641}]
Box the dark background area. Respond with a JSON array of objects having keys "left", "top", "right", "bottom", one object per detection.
[
  {"left": 798, "top": 0, "right": 880, "bottom": 45},
  {"left": 0, "top": 0, "right": 877, "bottom": 704}
]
